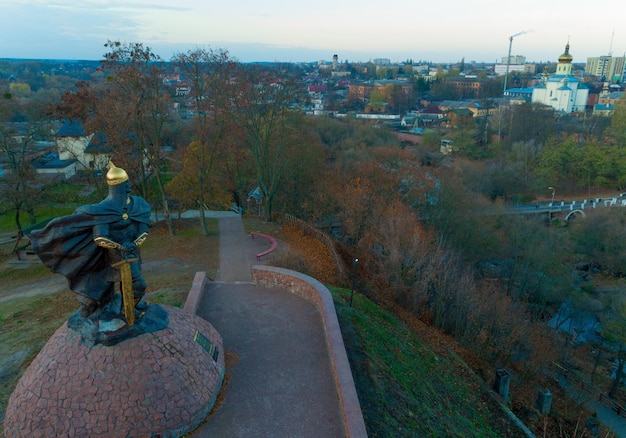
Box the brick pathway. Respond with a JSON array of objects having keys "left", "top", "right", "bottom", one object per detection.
[{"left": 189, "top": 216, "right": 348, "bottom": 437}]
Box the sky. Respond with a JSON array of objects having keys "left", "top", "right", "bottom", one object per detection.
[{"left": 0, "top": 0, "right": 625, "bottom": 64}]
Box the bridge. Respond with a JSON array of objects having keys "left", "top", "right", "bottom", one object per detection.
[{"left": 504, "top": 196, "right": 626, "bottom": 220}]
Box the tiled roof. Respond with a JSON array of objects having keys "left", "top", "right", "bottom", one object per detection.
[
  {"left": 594, "top": 104, "right": 613, "bottom": 111},
  {"left": 56, "top": 119, "right": 85, "bottom": 137},
  {"left": 85, "top": 132, "right": 112, "bottom": 154},
  {"left": 34, "top": 158, "right": 77, "bottom": 169}
]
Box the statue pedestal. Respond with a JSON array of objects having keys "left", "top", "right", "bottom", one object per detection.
[
  {"left": 67, "top": 297, "right": 171, "bottom": 346},
  {"left": 4, "top": 305, "right": 225, "bottom": 438}
]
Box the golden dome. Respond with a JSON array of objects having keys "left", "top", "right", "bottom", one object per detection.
[
  {"left": 106, "top": 161, "right": 129, "bottom": 186},
  {"left": 558, "top": 42, "right": 573, "bottom": 63}
]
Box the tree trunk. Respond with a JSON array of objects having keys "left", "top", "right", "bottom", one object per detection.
[
  {"left": 155, "top": 172, "right": 175, "bottom": 236},
  {"left": 200, "top": 204, "right": 209, "bottom": 236},
  {"left": 14, "top": 207, "right": 22, "bottom": 232},
  {"left": 27, "top": 206, "right": 36, "bottom": 225},
  {"left": 591, "top": 340, "right": 603, "bottom": 383},
  {"left": 162, "top": 199, "right": 175, "bottom": 236},
  {"left": 265, "top": 195, "right": 273, "bottom": 222}
]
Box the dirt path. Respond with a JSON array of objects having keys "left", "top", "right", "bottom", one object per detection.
[{"left": 0, "top": 272, "right": 68, "bottom": 304}]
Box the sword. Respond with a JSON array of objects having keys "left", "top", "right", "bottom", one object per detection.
[
  {"left": 111, "top": 252, "right": 139, "bottom": 326},
  {"left": 95, "top": 236, "right": 147, "bottom": 326}
]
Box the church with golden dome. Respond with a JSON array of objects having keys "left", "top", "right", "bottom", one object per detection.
[{"left": 531, "top": 42, "right": 589, "bottom": 113}]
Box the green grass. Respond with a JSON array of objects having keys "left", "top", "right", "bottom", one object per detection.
[
  {"left": 0, "top": 206, "right": 75, "bottom": 233},
  {"left": 0, "top": 264, "right": 51, "bottom": 282},
  {"left": 42, "top": 182, "right": 85, "bottom": 203},
  {"left": 329, "top": 285, "right": 507, "bottom": 437}
]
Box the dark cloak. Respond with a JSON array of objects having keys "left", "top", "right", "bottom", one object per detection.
[{"left": 30, "top": 196, "right": 151, "bottom": 301}]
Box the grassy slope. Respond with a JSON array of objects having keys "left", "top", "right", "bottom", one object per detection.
[{"left": 329, "top": 285, "right": 527, "bottom": 437}]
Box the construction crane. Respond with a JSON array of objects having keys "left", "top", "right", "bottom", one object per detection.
[{"left": 503, "top": 31, "right": 529, "bottom": 95}]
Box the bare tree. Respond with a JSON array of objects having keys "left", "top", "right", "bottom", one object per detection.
[
  {"left": 0, "top": 94, "right": 53, "bottom": 231},
  {"left": 235, "top": 64, "right": 305, "bottom": 221},
  {"left": 170, "top": 48, "right": 239, "bottom": 234},
  {"left": 97, "top": 41, "right": 175, "bottom": 235}
]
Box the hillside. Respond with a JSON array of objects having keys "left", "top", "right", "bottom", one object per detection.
[
  {"left": 0, "top": 217, "right": 607, "bottom": 436},
  {"left": 273, "top": 224, "right": 534, "bottom": 437},
  {"left": 273, "top": 221, "right": 626, "bottom": 437}
]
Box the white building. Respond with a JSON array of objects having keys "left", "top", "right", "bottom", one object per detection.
[
  {"left": 494, "top": 63, "right": 532, "bottom": 76},
  {"left": 531, "top": 43, "right": 589, "bottom": 113},
  {"left": 502, "top": 55, "right": 526, "bottom": 64},
  {"left": 55, "top": 119, "right": 110, "bottom": 173}
]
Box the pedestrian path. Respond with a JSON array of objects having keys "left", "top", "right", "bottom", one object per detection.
[
  {"left": 557, "top": 374, "right": 626, "bottom": 437},
  {"left": 191, "top": 216, "right": 347, "bottom": 437},
  {"left": 215, "top": 215, "right": 256, "bottom": 282}
]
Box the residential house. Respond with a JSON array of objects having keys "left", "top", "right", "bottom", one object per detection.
[
  {"left": 84, "top": 132, "right": 113, "bottom": 171},
  {"left": 417, "top": 106, "right": 445, "bottom": 127},
  {"left": 56, "top": 119, "right": 93, "bottom": 167},
  {"left": 593, "top": 90, "right": 624, "bottom": 117},
  {"left": 503, "top": 87, "right": 533, "bottom": 103},
  {"left": 51, "top": 119, "right": 110, "bottom": 177},
  {"left": 445, "top": 108, "right": 474, "bottom": 128},
  {"left": 598, "top": 90, "right": 624, "bottom": 106},
  {"left": 348, "top": 80, "right": 413, "bottom": 102},
  {"left": 33, "top": 152, "right": 78, "bottom": 180}
]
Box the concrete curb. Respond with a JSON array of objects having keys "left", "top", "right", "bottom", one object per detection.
[
  {"left": 251, "top": 265, "right": 368, "bottom": 438},
  {"left": 183, "top": 271, "right": 208, "bottom": 315}
]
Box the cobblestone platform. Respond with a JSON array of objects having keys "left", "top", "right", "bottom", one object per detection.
[{"left": 4, "top": 305, "right": 225, "bottom": 438}]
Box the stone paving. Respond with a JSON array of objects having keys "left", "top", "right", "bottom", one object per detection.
[
  {"left": 190, "top": 216, "right": 360, "bottom": 437},
  {"left": 4, "top": 306, "right": 225, "bottom": 437}
]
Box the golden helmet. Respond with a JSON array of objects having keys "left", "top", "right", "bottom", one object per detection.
[{"left": 106, "top": 161, "right": 129, "bottom": 186}]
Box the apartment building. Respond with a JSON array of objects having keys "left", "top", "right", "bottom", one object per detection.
[{"left": 585, "top": 55, "right": 626, "bottom": 83}]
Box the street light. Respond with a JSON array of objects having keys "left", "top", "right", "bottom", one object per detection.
[
  {"left": 349, "top": 258, "right": 359, "bottom": 307},
  {"left": 548, "top": 187, "right": 555, "bottom": 205},
  {"left": 503, "top": 30, "right": 529, "bottom": 95}
]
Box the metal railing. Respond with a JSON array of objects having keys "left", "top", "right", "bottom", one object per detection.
[{"left": 553, "top": 362, "right": 626, "bottom": 418}]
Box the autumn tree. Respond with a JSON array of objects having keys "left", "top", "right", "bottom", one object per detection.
[
  {"left": 95, "top": 41, "right": 176, "bottom": 234},
  {"left": 506, "top": 102, "right": 555, "bottom": 146},
  {"left": 274, "top": 118, "right": 326, "bottom": 219},
  {"left": 235, "top": 65, "right": 306, "bottom": 221},
  {"left": 571, "top": 210, "right": 626, "bottom": 276},
  {"left": 169, "top": 48, "right": 240, "bottom": 234}
]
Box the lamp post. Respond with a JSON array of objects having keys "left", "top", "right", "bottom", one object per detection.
[
  {"left": 548, "top": 186, "right": 555, "bottom": 223},
  {"left": 548, "top": 186, "right": 555, "bottom": 205},
  {"left": 349, "top": 258, "right": 359, "bottom": 307},
  {"left": 503, "top": 31, "right": 529, "bottom": 95}
]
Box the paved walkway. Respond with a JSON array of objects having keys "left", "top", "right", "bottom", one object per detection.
[
  {"left": 557, "top": 374, "right": 626, "bottom": 438},
  {"left": 191, "top": 216, "right": 347, "bottom": 437}
]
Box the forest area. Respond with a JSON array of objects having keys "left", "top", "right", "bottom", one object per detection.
[{"left": 3, "top": 42, "right": 626, "bottom": 434}]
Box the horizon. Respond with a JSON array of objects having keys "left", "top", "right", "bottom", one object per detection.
[{"left": 0, "top": 49, "right": 603, "bottom": 67}]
